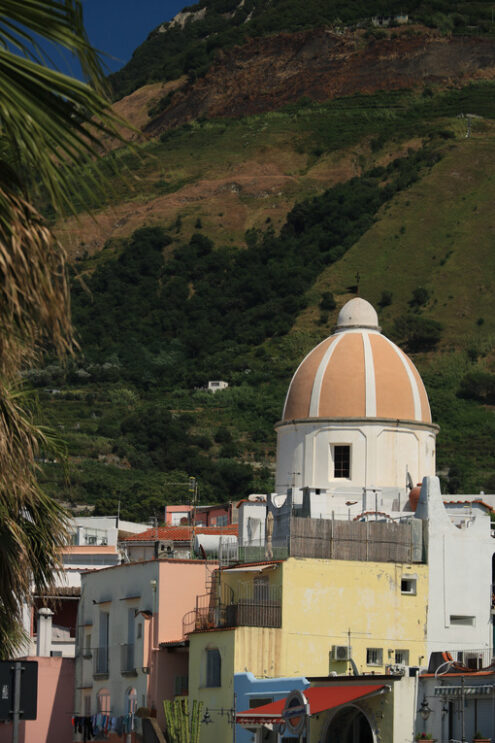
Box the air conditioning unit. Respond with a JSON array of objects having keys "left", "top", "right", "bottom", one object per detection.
[
  {"left": 331, "top": 645, "right": 351, "bottom": 661},
  {"left": 154, "top": 540, "right": 175, "bottom": 559}
]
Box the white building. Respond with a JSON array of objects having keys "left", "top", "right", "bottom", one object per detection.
[
  {"left": 22, "top": 516, "right": 148, "bottom": 658},
  {"left": 74, "top": 558, "right": 214, "bottom": 737}
]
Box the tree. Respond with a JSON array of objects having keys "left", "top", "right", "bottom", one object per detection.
[{"left": 0, "top": 0, "right": 123, "bottom": 656}]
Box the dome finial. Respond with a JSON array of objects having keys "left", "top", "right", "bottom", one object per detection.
[{"left": 335, "top": 298, "right": 380, "bottom": 333}]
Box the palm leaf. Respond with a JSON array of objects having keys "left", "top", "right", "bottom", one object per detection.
[{"left": 0, "top": 1, "right": 133, "bottom": 655}]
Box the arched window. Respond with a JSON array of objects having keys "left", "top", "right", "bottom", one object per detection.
[
  {"left": 206, "top": 648, "right": 221, "bottom": 687},
  {"left": 97, "top": 688, "right": 111, "bottom": 714},
  {"left": 126, "top": 687, "right": 137, "bottom": 715}
]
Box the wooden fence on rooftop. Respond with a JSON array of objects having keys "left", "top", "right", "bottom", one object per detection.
[{"left": 289, "top": 516, "right": 415, "bottom": 563}]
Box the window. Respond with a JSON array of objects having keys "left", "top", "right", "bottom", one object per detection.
[
  {"left": 174, "top": 675, "right": 189, "bottom": 696},
  {"left": 250, "top": 698, "right": 273, "bottom": 709},
  {"left": 401, "top": 578, "right": 417, "bottom": 595},
  {"left": 206, "top": 649, "right": 221, "bottom": 687},
  {"left": 450, "top": 615, "right": 475, "bottom": 626},
  {"left": 333, "top": 445, "right": 351, "bottom": 478},
  {"left": 366, "top": 648, "right": 383, "bottom": 666},
  {"left": 216, "top": 515, "right": 228, "bottom": 526},
  {"left": 394, "top": 650, "right": 409, "bottom": 665},
  {"left": 95, "top": 612, "right": 109, "bottom": 675},
  {"left": 97, "top": 688, "right": 111, "bottom": 714},
  {"left": 125, "top": 688, "right": 137, "bottom": 715},
  {"left": 83, "top": 633, "right": 92, "bottom": 658}
]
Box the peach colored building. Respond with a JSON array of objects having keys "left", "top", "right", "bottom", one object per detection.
[
  {"left": 74, "top": 558, "right": 216, "bottom": 740},
  {"left": 163, "top": 503, "right": 236, "bottom": 527},
  {"left": 0, "top": 657, "right": 74, "bottom": 743}
]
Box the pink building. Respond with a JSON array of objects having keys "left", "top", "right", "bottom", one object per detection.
[
  {"left": 164, "top": 502, "right": 237, "bottom": 527},
  {"left": 120, "top": 524, "right": 238, "bottom": 562},
  {"left": 0, "top": 657, "right": 74, "bottom": 743},
  {"left": 74, "top": 558, "right": 218, "bottom": 741}
]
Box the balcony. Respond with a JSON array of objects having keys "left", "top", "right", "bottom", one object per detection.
[
  {"left": 183, "top": 584, "right": 282, "bottom": 635},
  {"left": 93, "top": 647, "right": 109, "bottom": 678},
  {"left": 443, "top": 648, "right": 495, "bottom": 671},
  {"left": 121, "top": 643, "right": 137, "bottom": 676}
]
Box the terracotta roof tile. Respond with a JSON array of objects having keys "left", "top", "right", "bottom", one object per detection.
[
  {"left": 121, "top": 524, "right": 238, "bottom": 542},
  {"left": 443, "top": 499, "right": 494, "bottom": 512}
]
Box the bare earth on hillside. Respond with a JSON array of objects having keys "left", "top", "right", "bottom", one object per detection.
[
  {"left": 147, "top": 28, "right": 495, "bottom": 133},
  {"left": 57, "top": 153, "right": 360, "bottom": 255}
]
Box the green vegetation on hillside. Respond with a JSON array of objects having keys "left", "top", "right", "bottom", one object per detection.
[
  {"left": 110, "top": 0, "right": 495, "bottom": 98},
  {"left": 62, "top": 81, "right": 495, "bottom": 225},
  {"left": 36, "top": 146, "right": 449, "bottom": 518},
  {"left": 42, "top": 81, "right": 495, "bottom": 518}
]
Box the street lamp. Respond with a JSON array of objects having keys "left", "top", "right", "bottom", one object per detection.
[
  {"left": 201, "top": 695, "right": 237, "bottom": 743},
  {"left": 419, "top": 697, "right": 432, "bottom": 720}
]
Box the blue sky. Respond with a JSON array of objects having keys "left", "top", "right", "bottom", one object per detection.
[{"left": 80, "top": 0, "right": 187, "bottom": 76}]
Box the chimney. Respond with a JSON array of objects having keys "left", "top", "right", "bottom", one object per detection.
[
  {"left": 76, "top": 525, "right": 85, "bottom": 545},
  {"left": 37, "top": 607, "right": 54, "bottom": 657}
]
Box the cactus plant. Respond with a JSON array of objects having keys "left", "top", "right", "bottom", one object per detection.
[{"left": 163, "top": 698, "right": 204, "bottom": 743}]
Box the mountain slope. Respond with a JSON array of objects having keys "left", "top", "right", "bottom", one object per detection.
[
  {"left": 109, "top": 0, "right": 495, "bottom": 99},
  {"left": 145, "top": 29, "right": 495, "bottom": 133},
  {"left": 41, "top": 14, "right": 495, "bottom": 519}
]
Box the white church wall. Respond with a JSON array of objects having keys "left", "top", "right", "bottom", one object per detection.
[
  {"left": 416, "top": 477, "right": 494, "bottom": 655},
  {"left": 276, "top": 419, "right": 437, "bottom": 494}
]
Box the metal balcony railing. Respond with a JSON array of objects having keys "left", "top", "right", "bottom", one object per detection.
[
  {"left": 183, "top": 585, "right": 282, "bottom": 634},
  {"left": 93, "top": 647, "right": 109, "bottom": 676},
  {"left": 120, "top": 643, "right": 136, "bottom": 675},
  {"left": 443, "top": 648, "right": 495, "bottom": 671}
]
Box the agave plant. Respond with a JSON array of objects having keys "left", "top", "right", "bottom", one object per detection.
[{"left": 0, "top": 0, "right": 124, "bottom": 656}]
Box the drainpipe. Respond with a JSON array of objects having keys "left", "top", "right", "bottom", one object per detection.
[{"left": 349, "top": 657, "right": 359, "bottom": 676}]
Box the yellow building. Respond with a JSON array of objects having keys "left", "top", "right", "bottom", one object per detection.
[{"left": 188, "top": 556, "right": 427, "bottom": 743}]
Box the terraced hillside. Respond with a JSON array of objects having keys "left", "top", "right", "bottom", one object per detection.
[{"left": 41, "top": 17, "right": 495, "bottom": 520}]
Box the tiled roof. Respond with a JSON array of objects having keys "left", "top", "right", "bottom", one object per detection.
[
  {"left": 443, "top": 499, "right": 494, "bottom": 512},
  {"left": 121, "top": 524, "right": 238, "bottom": 542}
]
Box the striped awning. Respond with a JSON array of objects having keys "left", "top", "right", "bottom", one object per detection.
[{"left": 434, "top": 685, "right": 494, "bottom": 697}]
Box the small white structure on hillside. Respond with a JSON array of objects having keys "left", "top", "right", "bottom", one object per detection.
[{"left": 207, "top": 380, "right": 228, "bottom": 392}]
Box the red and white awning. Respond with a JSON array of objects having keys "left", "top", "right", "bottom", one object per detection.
[{"left": 236, "top": 683, "right": 388, "bottom": 726}]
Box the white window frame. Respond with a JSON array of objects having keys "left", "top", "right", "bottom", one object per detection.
[
  {"left": 330, "top": 444, "right": 351, "bottom": 479},
  {"left": 401, "top": 577, "right": 417, "bottom": 595}
]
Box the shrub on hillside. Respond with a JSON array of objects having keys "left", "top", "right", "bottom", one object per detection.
[
  {"left": 392, "top": 314, "right": 443, "bottom": 352},
  {"left": 319, "top": 291, "right": 336, "bottom": 311},
  {"left": 409, "top": 287, "right": 430, "bottom": 308},
  {"left": 458, "top": 370, "right": 495, "bottom": 405},
  {"left": 378, "top": 290, "right": 393, "bottom": 308}
]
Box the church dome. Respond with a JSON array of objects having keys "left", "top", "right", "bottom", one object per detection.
[{"left": 282, "top": 298, "right": 431, "bottom": 424}]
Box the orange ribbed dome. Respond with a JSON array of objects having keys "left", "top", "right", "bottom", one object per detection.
[{"left": 282, "top": 299, "right": 431, "bottom": 424}]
